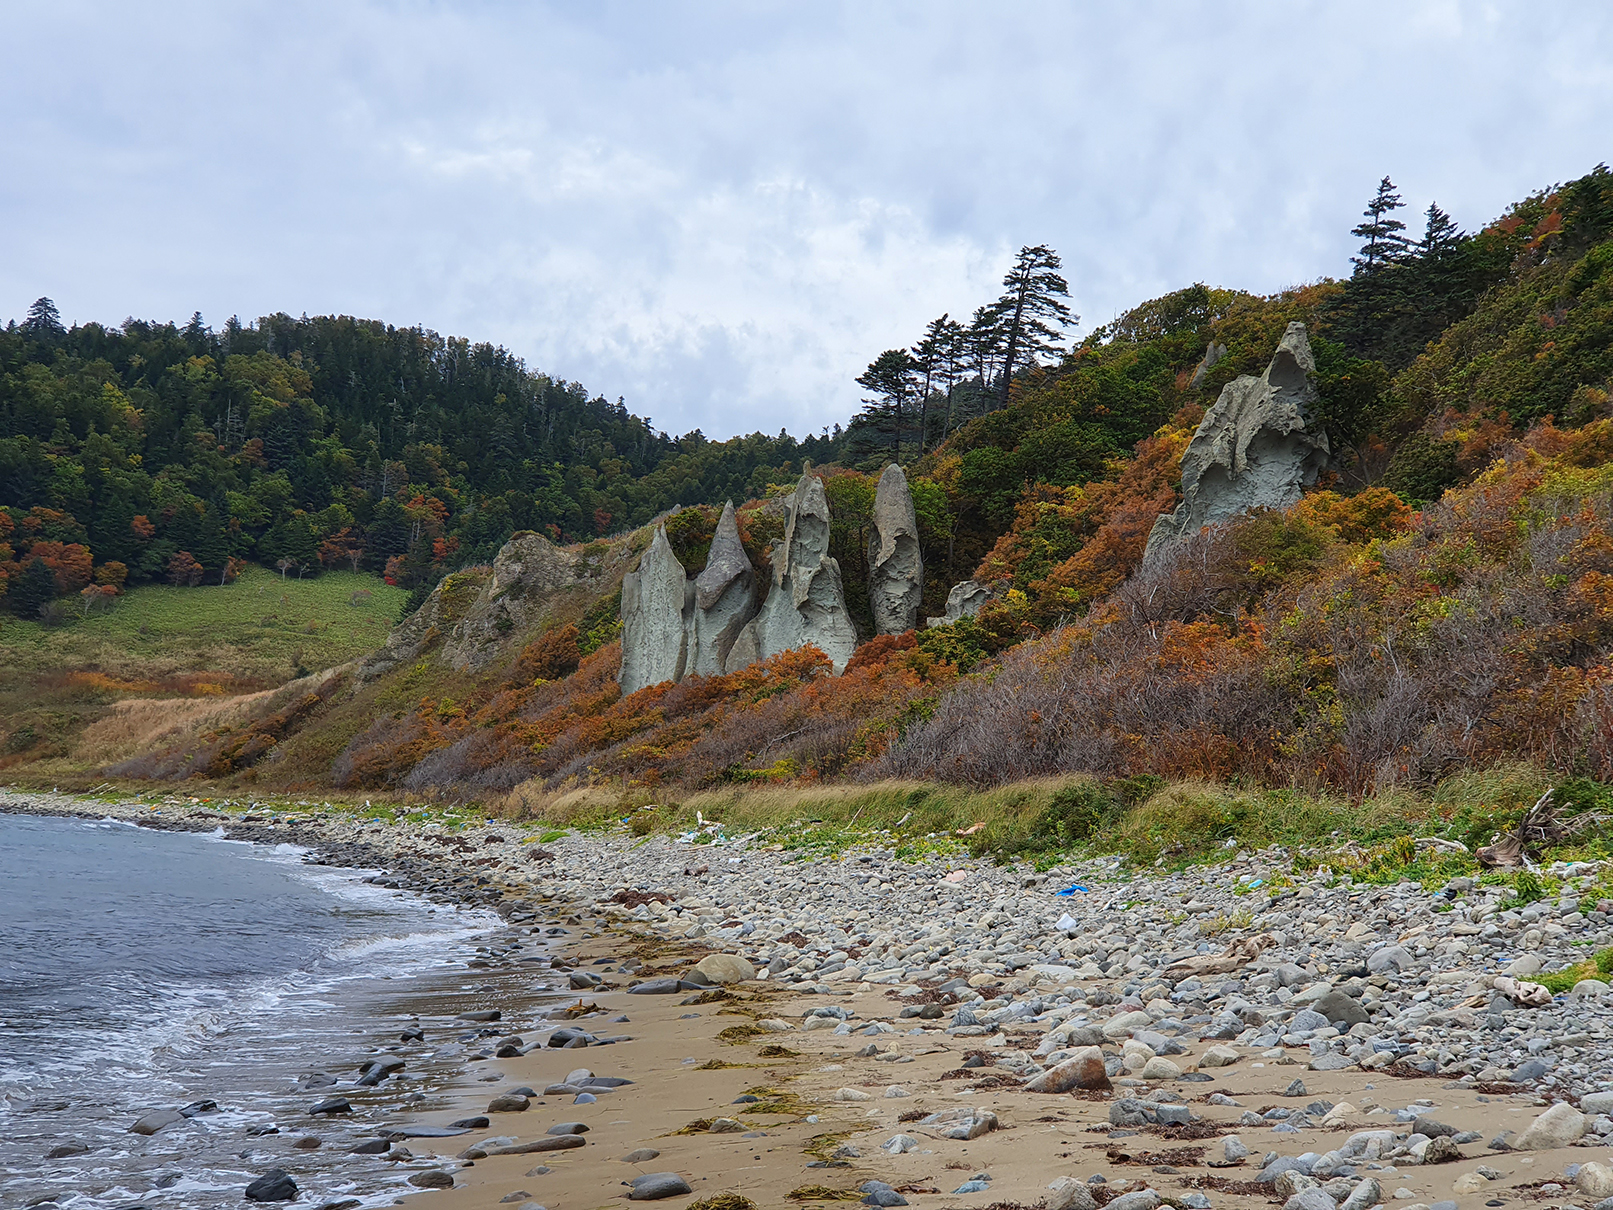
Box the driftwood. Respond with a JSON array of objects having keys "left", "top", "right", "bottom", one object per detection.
[
  {"left": 1162, "top": 932, "right": 1275, "bottom": 982},
  {"left": 1476, "top": 789, "right": 1605, "bottom": 868}
]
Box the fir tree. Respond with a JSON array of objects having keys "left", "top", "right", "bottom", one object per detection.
[
  {"left": 8, "top": 556, "right": 58, "bottom": 617},
  {"left": 21, "top": 297, "right": 65, "bottom": 340},
  {"left": 1350, "top": 176, "right": 1411, "bottom": 273}
]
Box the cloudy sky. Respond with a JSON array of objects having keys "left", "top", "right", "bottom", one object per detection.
[{"left": 3, "top": 3, "right": 1609, "bottom": 439}]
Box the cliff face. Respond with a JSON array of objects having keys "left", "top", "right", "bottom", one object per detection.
[{"left": 358, "top": 533, "right": 632, "bottom": 681}]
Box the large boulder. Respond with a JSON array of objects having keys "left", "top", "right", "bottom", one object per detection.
[
  {"left": 927, "top": 579, "right": 991, "bottom": 628},
  {"left": 685, "top": 502, "right": 758, "bottom": 676},
  {"left": 619, "top": 526, "right": 693, "bottom": 695},
  {"left": 1143, "top": 322, "right": 1329, "bottom": 565},
  {"left": 728, "top": 467, "right": 858, "bottom": 673},
  {"left": 867, "top": 464, "right": 923, "bottom": 635},
  {"left": 690, "top": 953, "right": 756, "bottom": 984},
  {"left": 1515, "top": 1102, "right": 1585, "bottom": 1150},
  {"left": 1024, "top": 1047, "right": 1111, "bottom": 1092}
]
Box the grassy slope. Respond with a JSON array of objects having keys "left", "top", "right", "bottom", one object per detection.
[
  {"left": 0, "top": 565, "right": 408, "bottom": 681},
  {"left": 0, "top": 565, "right": 407, "bottom": 773}
]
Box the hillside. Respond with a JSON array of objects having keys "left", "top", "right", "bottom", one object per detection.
[
  {"left": 0, "top": 309, "right": 841, "bottom": 603},
  {"left": 8, "top": 164, "right": 1613, "bottom": 853}
]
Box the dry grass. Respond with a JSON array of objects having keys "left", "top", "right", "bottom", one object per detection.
[
  {"left": 490, "top": 775, "right": 1085, "bottom": 840},
  {"left": 73, "top": 690, "right": 277, "bottom": 766}
]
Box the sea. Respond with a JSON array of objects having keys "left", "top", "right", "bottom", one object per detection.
[{"left": 0, "top": 812, "right": 555, "bottom": 1209}]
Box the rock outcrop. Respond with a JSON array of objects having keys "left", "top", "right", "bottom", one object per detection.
[
  {"left": 619, "top": 526, "right": 693, "bottom": 695},
  {"left": 727, "top": 468, "right": 858, "bottom": 674},
  {"left": 867, "top": 464, "right": 923, "bottom": 634},
  {"left": 927, "top": 579, "right": 992, "bottom": 628},
  {"left": 1143, "top": 322, "right": 1330, "bottom": 565},
  {"left": 357, "top": 532, "right": 627, "bottom": 680},
  {"left": 684, "top": 502, "right": 758, "bottom": 677},
  {"left": 1188, "top": 339, "right": 1228, "bottom": 389}
]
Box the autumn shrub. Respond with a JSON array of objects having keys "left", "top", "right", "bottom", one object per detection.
[
  {"left": 972, "top": 425, "right": 1188, "bottom": 629},
  {"left": 879, "top": 442, "right": 1613, "bottom": 794},
  {"left": 512, "top": 624, "right": 582, "bottom": 683},
  {"left": 916, "top": 616, "right": 990, "bottom": 672},
  {"left": 167, "top": 550, "right": 205, "bottom": 587},
  {"left": 330, "top": 712, "right": 457, "bottom": 788},
  {"left": 663, "top": 504, "right": 719, "bottom": 569}
]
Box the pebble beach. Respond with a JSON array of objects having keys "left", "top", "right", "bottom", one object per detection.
[{"left": 8, "top": 788, "right": 1613, "bottom": 1210}]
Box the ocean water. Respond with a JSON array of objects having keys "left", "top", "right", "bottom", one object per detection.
[{"left": 0, "top": 813, "right": 547, "bottom": 1209}]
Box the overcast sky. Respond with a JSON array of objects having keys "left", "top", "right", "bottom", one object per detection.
[{"left": 3, "top": 3, "right": 1609, "bottom": 440}]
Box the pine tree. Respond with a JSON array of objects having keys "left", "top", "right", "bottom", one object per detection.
[
  {"left": 993, "top": 245, "right": 1075, "bottom": 410},
  {"left": 911, "top": 314, "right": 965, "bottom": 453},
  {"left": 1405, "top": 203, "right": 1469, "bottom": 347},
  {"left": 1330, "top": 177, "right": 1415, "bottom": 360},
  {"left": 854, "top": 349, "right": 918, "bottom": 461},
  {"left": 963, "top": 304, "right": 1006, "bottom": 420},
  {"left": 1350, "top": 177, "right": 1411, "bottom": 274}
]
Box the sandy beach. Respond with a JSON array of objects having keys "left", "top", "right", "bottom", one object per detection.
[{"left": 413, "top": 939, "right": 1609, "bottom": 1210}]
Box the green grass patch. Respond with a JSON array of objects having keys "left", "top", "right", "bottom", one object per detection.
[
  {"left": 0, "top": 564, "right": 408, "bottom": 682},
  {"left": 1536, "top": 947, "right": 1613, "bottom": 993}
]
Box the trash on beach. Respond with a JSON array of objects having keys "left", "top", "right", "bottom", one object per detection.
[
  {"left": 1054, "top": 883, "right": 1089, "bottom": 896},
  {"left": 955, "top": 822, "right": 985, "bottom": 836},
  {"left": 942, "top": 870, "right": 969, "bottom": 883},
  {"left": 1055, "top": 913, "right": 1080, "bottom": 934}
]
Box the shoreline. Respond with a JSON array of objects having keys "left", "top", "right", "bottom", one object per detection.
[
  {"left": 8, "top": 789, "right": 1613, "bottom": 1210},
  {"left": 0, "top": 792, "right": 586, "bottom": 1210}
]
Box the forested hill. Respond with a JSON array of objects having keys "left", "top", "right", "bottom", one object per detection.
[{"left": 0, "top": 309, "right": 841, "bottom": 604}]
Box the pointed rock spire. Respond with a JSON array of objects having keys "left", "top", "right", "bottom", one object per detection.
[
  {"left": 867, "top": 463, "right": 923, "bottom": 634},
  {"left": 726, "top": 466, "right": 858, "bottom": 674},
  {"left": 686, "top": 502, "right": 758, "bottom": 676},
  {"left": 618, "top": 525, "right": 692, "bottom": 694}
]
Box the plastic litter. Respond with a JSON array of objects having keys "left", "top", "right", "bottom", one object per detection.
[
  {"left": 942, "top": 870, "right": 969, "bottom": 883},
  {"left": 955, "top": 822, "right": 986, "bottom": 836},
  {"left": 1055, "top": 913, "right": 1080, "bottom": 933},
  {"left": 1054, "top": 883, "right": 1090, "bottom": 896}
]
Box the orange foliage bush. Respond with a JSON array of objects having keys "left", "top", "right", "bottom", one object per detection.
[
  {"left": 512, "top": 624, "right": 582, "bottom": 683},
  {"left": 167, "top": 550, "right": 204, "bottom": 587},
  {"left": 973, "top": 426, "right": 1189, "bottom": 629},
  {"left": 1291, "top": 487, "right": 1414, "bottom": 544},
  {"left": 27, "top": 541, "right": 94, "bottom": 594}
]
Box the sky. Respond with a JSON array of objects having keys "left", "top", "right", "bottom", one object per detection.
[{"left": 3, "top": 2, "right": 1610, "bottom": 441}]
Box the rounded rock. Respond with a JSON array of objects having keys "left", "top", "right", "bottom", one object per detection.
[
  {"left": 409, "top": 1169, "right": 456, "bottom": 1189},
  {"left": 627, "top": 1172, "right": 693, "bottom": 1200}
]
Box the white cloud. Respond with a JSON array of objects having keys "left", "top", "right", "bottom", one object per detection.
[{"left": 2, "top": 1, "right": 1611, "bottom": 438}]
